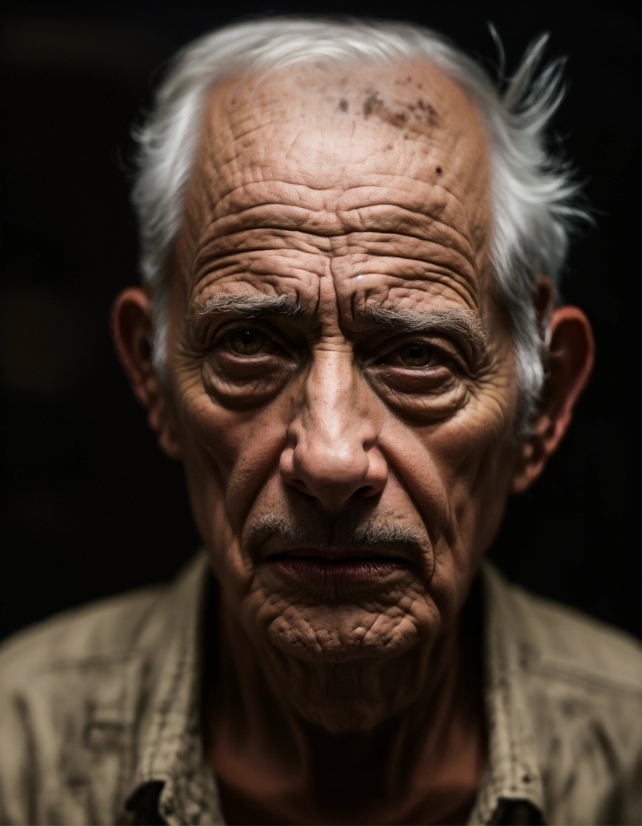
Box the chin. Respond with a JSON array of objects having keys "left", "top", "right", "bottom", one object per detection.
[
  {"left": 258, "top": 625, "right": 430, "bottom": 733},
  {"left": 261, "top": 600, "right": 427, "bottom": 666},
  {"left": 244, "top": 588, "right": 437, "bottom": 731}
]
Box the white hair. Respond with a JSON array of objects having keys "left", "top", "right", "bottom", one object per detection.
[{"left": 131, "top": 16, "right": 587, "bottom": 431}]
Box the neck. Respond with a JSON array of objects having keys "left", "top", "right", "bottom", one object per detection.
[{"left": 202, "top": 583, "right": 486, "bottom": 825}]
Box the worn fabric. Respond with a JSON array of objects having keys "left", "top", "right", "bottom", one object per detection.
[{"left": 0, "top": 554, "right": 639, "bottom": 825}]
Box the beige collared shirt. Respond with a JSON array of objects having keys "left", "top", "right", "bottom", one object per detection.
[{"left": 0, "top": 554, "right": 639, "bottom": 825}]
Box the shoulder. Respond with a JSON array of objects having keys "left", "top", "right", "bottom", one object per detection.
[
  {"left": 0, "top": 553, "right": 208, "bottom": 687},
  {"left": 0, "top": 555, "right": 208, "bottom": 824},
  {"left": 483, "top": 564, "right": 642, "bottom": 824},
  {"left": 0, "top": 585, "right": 163, "bottom": 823},
  {"left": 0, "top": 583, "right": 168, "bottom": 687},
  {"left": 483, "top": 561, "right": 642, "bottom": 696}
]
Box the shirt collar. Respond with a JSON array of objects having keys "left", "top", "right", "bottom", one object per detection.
[
  {"left": 467, "top": 562, "right": 546, "bottom": 824},
  {"left": 125, "top": 553, "right": 224, "bottom": 825}
]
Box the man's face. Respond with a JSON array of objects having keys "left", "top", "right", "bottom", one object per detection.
[{"left": 163, "top": 62, "right": 521, "bottom": 730}]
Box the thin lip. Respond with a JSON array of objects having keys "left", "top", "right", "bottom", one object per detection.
[{"left": 263, "top": 544, "right": 418, "bottom": 565}]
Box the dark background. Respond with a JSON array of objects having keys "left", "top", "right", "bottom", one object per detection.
[{"left": 1, "top": 0, "right": 640, "bottom": 642}]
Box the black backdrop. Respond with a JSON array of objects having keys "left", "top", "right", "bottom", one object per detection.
[{"left": 1, "top": 0, "right": 640, "bottom": 642}]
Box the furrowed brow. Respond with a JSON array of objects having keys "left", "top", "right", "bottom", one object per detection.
[
  {"left": 362, "top": 306, "right": 486, "bottom": 349},
  {"left": 198, "top": 294, "right": 301, "bottom": 318}
]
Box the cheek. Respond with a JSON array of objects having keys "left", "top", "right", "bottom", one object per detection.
[
  {"left": 380, "top": 384, "right": 518, "bottom": 609},
  {"left": 175, "top": 385, "right": 290, "bottom": 558},
  {"left": 429, "top": 398, "right": 518, "bottom": 566}
]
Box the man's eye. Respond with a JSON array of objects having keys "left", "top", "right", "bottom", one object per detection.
[
  {"left": 228, "top": 328, "right": 267, "bottom": 355},
  {"left": 399, "top": 341, "right": 434, "bottom": 367}
]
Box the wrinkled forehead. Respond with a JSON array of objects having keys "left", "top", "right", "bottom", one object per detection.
[
  {"left": 181, "top": 59, "right": 493, "bottom": 286},
  {"left": 176, "top": 63, "right": 491, "bottom": 315}
]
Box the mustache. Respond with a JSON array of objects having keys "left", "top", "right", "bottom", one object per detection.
[{"left": 247, "top": 513, "right": 429, "bottom": 557}]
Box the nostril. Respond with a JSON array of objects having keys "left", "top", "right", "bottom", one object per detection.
[
  {"left": 288, "top": 477, "right": 313, "bottom": 497},
  {"left": 359, "top": 484, "right": 380, "bottom": 499}
]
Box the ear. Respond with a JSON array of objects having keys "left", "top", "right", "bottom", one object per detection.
[
  {"left": 510, "top": 290, "right": 595, "bottom": 495},
  {"left": 111, "top": 287, "right": 183, "bottom": 461}
]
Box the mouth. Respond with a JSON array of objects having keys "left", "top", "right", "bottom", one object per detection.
[{"left": 264, "top": 548, "right": 415, "bottom": 589}]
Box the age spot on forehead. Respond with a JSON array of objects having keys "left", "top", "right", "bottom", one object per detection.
[
  {"left": 363, "top": 89, "right": 383, "bottom": 117},
  {"left": 361, "top": 88, "right": 440, "bottom": 135},
  {"left": 394, "top": 75, "right": 424, "bottom": 90},
  {"left": 416, "top": 98, "right": 439, "bottom": 127}
]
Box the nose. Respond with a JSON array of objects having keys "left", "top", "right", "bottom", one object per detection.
[{"left": 280, "top": 350, "right": 387, "bottom": 511}]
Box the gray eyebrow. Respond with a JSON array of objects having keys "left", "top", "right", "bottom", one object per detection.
[
  {"left": 198, "top": 294, "right": 301, "bottom": 318},
  {"left": 363, "top": 306, "right": 486, "bottom": 346},
  {"left": 197, "top": 295, "right": 485, "bottom": 349}
]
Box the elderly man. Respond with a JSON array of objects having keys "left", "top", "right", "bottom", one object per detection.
[{"left": 0, "top": 16, "right": 640, "bottom": 826}]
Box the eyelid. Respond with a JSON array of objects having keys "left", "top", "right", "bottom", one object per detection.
[
  {"left": 367, "top": 333, "right": 465, "bottom": 368},
  {"left": 210, "top": 319, "right": 269, "bottom": 343},
  {"left": 211, "top": 320, "right": 302, "bottom": 360}
]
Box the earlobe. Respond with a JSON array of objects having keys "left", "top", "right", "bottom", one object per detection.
[
  {"left": 511, "top": 304, "right": 595, "bottom": 495},
  {"left": 111, "top": 287, "right": 183, "bottom": 461}
]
